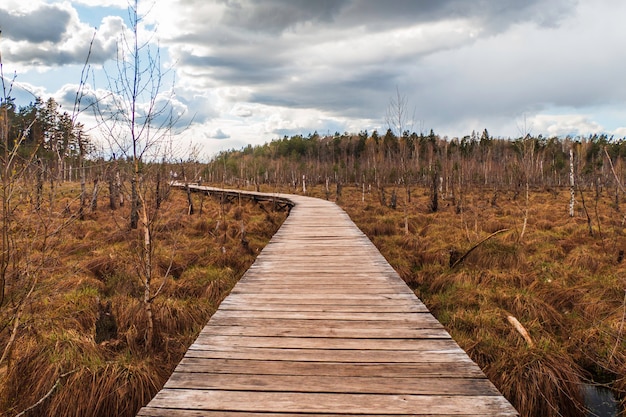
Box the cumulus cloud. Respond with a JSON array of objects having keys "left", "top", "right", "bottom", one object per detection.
[
  {"left": 0, "top": 1, "right": 122, "bottom": 67},
  {"left": 0, "top": 3, "right": 71, "bottom": 43},
  {"left": 530, "top": 114, "right": 604, "bottom": 137}
]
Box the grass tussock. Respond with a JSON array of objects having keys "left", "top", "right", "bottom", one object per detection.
[{"left": 489, "top": 346, "right": 587, "bottom": 417}]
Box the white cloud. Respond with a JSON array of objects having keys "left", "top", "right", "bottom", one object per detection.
[
  {"left": 613, "top": 127, "right": 626, "bottom": 138},
  {"left": 530, "top": 114, "right": 604, "bottom": 137},
  {"left": 0, "top": 2, "right": 121, "bottom": 68}
]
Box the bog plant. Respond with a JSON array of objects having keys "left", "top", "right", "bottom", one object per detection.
[
  {"left": 0, "top": 184, "right": 286, "bottom": 416},
  {"left": 333, "top": 184, "right": 626, "bottom": 417}
]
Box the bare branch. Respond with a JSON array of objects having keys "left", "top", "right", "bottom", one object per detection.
[{"left": 450, "top": 228, "right": 510, "bottom": 269}]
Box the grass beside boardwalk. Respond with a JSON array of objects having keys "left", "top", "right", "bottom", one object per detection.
[
  {"left": 3, "top": 180, "right": 624, "bottom": 417},
  {"left": 327, "top": 184, "right": 625, "bottom": 417},
  {"left": 0, "top": 184, "right": 286, "bottom": 417}
]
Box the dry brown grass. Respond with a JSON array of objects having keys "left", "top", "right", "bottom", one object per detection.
[
  {"left": 323, "top": 183, "right": 626, "bottom": 417},
  {"left": 0, "top": 184, "right": 286, "bottom": 417}
]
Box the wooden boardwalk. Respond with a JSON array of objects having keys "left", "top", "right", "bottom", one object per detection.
[{"left": 138, "top": 189, "right": 518, "bottom": 416}]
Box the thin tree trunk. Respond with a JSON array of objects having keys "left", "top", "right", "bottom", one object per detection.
[
  {"left": 186, "top": 185, "right": 194, "bottom": 215},
  {"left": 108, "top": 174, "right": 118, "bottom": 210},
  {"left": 155, "top": 167, "right": 162, "bottom": 210},
  {"left": 519, "top": 181, "right": 529, "bottom": 242},
  {"left": 578, "top": 186, "right": 594, "bottom": 236},
  {"left": 90, "top": 178, "right": 99, "bottom": 212},
  {"left": 569, "top": 147, "right": 575, "bottom": 217},
  {"left": 141, "top": 201, "right": 153, "bottom": 348},
  {"left": 35, "top": 159, "right": 43, "bottom": 212},
  {"left": 130, "top": 176, "right": 139, "bottom": 229},
  {"left": 79, "top": 158, "right": 86, "bottom": 219}
]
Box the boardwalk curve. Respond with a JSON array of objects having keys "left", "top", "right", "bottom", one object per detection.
[{"left": 138, "top": 187, "right": 518, "bottom": 416}]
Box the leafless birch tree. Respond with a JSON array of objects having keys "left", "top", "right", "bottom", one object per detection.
[{"left": 94, "top": 0, "right": 180, "bottom": 348}]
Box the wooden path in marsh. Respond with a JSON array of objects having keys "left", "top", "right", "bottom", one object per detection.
[{"left": 138, "top": 187, "right": 518, "bottom": 416}]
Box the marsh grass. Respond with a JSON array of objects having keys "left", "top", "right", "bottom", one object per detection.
[
  {"left": 326, "top": 183, "right": 626, "bottom": 417},
  {"left": 0, "top": 185, "right": 286, "bottom": 417}
]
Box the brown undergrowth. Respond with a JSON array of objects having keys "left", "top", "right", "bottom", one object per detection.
[
  {"left": 0, "top": 184, "right": 286, "bottom": 417},
  {"left": 294, "top": 183, "right": 625, "bottom": 417}
]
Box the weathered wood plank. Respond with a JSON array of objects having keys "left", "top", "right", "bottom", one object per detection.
[
  {"left": 173, "top": 358, "right": 487, "bottom": 378},
  {"left": 199, "top": 324, "right": 451, "bottom": 338},
  {"left": 163, "top": 373, "right": 501, "bottom": 396},
  {"left": 139, "top": 408, "right": 506, "bottom": 417},
  {"left": 207, "top": 316, "right": 445, "bottom": 329},
  {"left": 183, "top": 347, "right": 474, "bottom": 363},
  {"left": 144, "top": 390, "right": 518, "bottom": 415},
  {"left": 190, "top": 335, "right": 459, "bottom": 350},
  {"left": 210, "top": 310, "right": 434, "bottom": 321},
  {"left": 217, "top": 302, "right": 429, "bottom": 313},
  {"left": 221, "top": 293, "right": 421, "bottom": 303}
]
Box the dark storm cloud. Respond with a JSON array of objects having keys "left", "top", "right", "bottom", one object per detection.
[
  {"left": 343, "top": 0, "right": 578, "bottom": 27},
  {"left": 216, "top": 0, "right": 578, "bottom": 35},
  {"left": 221, "top": 0, "right": 349, "bottom": 34},
  {"left": 6, "top": 34, "right": 117, "bottom": 67},
  {"left": 177, "top": 48, "right": 290, "bottom": 86},
  {"left": 0, "top": 4, "right": 71, "bottom": 43},
  {"left": 172, "top": 0, "right": 579, "bottom": 100},
  {"left": 247, "top": 66, "right": 398, "bottom": 120}
]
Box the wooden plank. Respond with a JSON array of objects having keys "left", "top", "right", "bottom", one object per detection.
[
  {"left": 191, "top": 335, "right": 460, "bottom": 350},
  {"left": 138, "top": 410, "right": 513, "bottom": 417},
  {"left": 221, "top": 293, "right": 420, "bottom": 302},
  {"left": 210, "top": 310, "right": 435, "bottom": 321},
  {"left": 198, "top": 324, "right": 451, "bottom": 339},
  {"left": 139, "top": 409, "right": 508, "bottom": 417},
  {"left": 173, "top": 358, "right": 487, "bottom": 378},
  {"left": 163, "top": 373, "right": 501, "bottom": 396},
  {"left": 207, "top": 316, "right": 445, "bottom": 329},
  {"left": 229, "top": 286, "right": 412, "bottom": 295},
  {"left": 145, "top": 390, "right": 518, "bottom": 415},
  {"left": 183, "top": 347, "right": 474, "bottom": 363},
  {"left": 220, "top": 298, "right": 428, "bottom": 313}
]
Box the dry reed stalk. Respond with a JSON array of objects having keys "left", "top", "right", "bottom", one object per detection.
[{"left": 506, "top": 315, "right": 534, "bottom": 347}]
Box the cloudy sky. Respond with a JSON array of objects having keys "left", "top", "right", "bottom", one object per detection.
[{"left": 1, "top": 0, "right": 625, "bottom": 158}]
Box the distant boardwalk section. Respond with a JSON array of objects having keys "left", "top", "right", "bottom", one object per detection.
[{"left": 138, "top": 187, "right": 518, "bottom": 416}]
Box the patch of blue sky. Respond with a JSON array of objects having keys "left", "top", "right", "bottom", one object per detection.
[{"left": 72, "top": 3, "right": 127, "bottom": 29}]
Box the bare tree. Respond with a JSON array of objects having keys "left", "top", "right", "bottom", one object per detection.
[
  {"left": 386, "top": 86, "right": 415, "bottom": 138},
  {"left": 386, "top": 87, "right": 418, "bottom": 224},
  {"left": 516, "top": 115, "right": 534, "bottom": 243},
  {"left": 94, "top": 0, "right": 180, "bottom": 348}
]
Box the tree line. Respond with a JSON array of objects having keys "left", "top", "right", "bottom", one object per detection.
[
  {"left": 1, "top": 96, "right": 92, "bottom": 182},
  {"left": 206, "top": 129, "right": 626, "bottom": 209}
]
